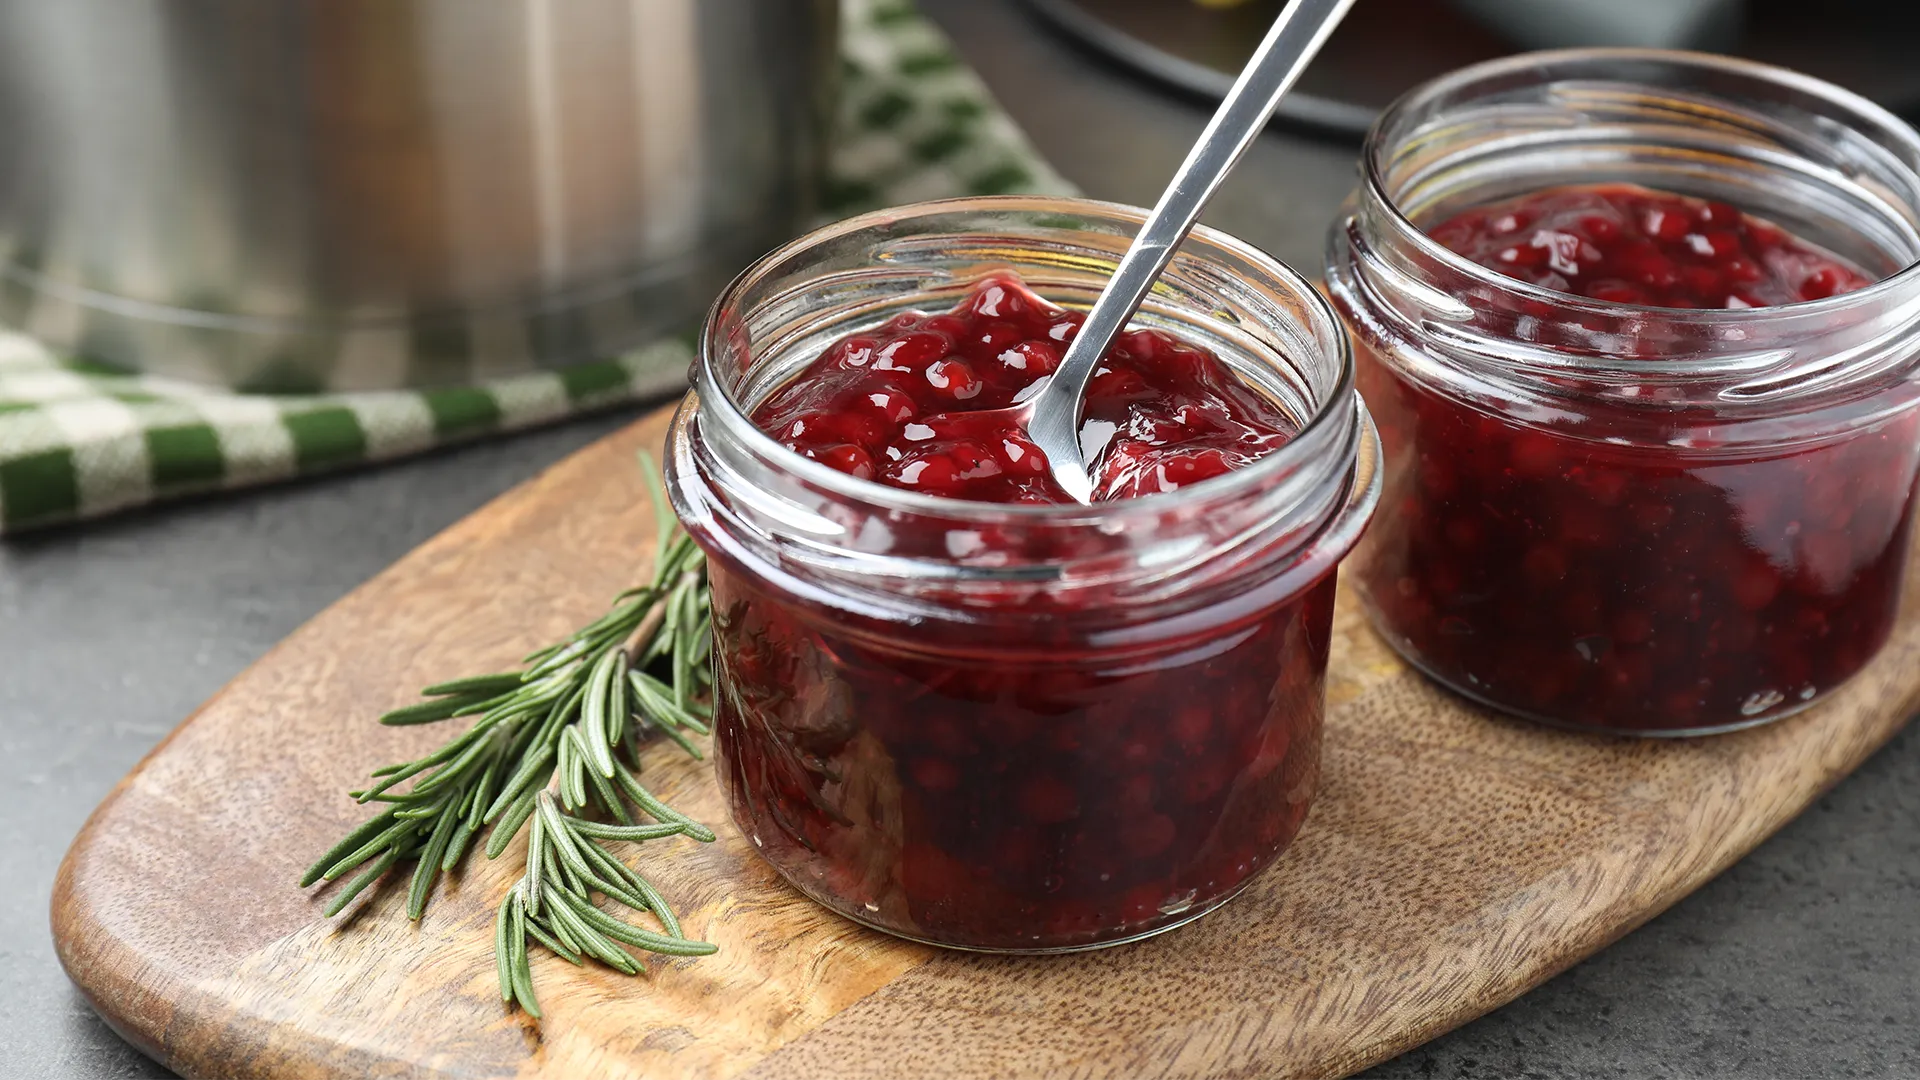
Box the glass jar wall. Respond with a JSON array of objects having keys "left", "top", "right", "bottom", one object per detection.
[
  {"left": 669, "top": 196, "right": 1379, "bottom": 950},
  {"left": 1325, "top": 50, "right": 1920, "bottom": 735}
]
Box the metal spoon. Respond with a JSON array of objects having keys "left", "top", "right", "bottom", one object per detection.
[{"left": 1023, "top": 0, "right": 1359, "bottom": 503}]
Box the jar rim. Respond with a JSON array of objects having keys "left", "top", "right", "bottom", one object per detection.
[
  {"left": 693, "top": 193, "right": 1358, "bottom": 524},
  {"left": 1363, "top": 46, "right": 1920, "bottom": 321}
]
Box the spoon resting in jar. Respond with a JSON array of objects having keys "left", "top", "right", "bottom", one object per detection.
[{"left": 1021, "top": 0, "right": 1357, "bottom": 503}]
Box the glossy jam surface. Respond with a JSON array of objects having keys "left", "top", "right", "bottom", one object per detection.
[
  {"left": 750, "top": 274, "right": 1295, "bottom": 503},
  {"left": 708, "top": 273, "right": 1330, "bottom": 950},
  {"left": 1351, "top": 185, "right": 1919, "bottom": 733},
  {"left": 1428, "top": 184, "right": 1873, "bottom": 308}
]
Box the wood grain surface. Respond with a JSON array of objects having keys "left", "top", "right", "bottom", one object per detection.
[{"left": 52, "top": 403, "right": 1920, "bottom": 1080}]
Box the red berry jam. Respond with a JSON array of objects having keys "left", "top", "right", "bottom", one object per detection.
[
  {"left": 706, "top": 274, "right": 1333, "bottom": 950},
  {"left": 709, "top": 564, "right": 1331, "bottom": 950},
  {"left": 750, "top": 274, "right": 1295, "bottom": 503},
  {"left": 1428, "top": 184, "right": 1874, "bottom": 308},
  {"left": 1351, "top": 184, "right": 1920, "bottom": 732}
]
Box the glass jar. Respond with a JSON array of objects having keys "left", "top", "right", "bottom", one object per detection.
[
  {"left": 668, "top": 196, "right": 1379, "bottom": 951},
  {"left": 1325, "top": 49, "right": 1920, "bottom": 736}
]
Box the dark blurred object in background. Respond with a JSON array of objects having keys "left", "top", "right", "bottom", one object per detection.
[
  {"left": 0, "top": 0, "right": 837, "bottom": 391},
  {"left": 1450, "top": 0, "right": 1742, "bottom": 51},
  {"left": 1024, "top": 0, "right": 1920, "bottom": 139}
]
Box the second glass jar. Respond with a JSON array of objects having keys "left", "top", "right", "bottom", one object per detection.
[
  {"left": 669, "top": 197, "right": 1379, "bottom": 950},
  {"left": 1326, "top": 49, "right": 1920, "bottom": 735}
]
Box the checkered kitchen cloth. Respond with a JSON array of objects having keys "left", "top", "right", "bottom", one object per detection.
[{"left": 0, "top": 0, "right": 1074, "bottom": 532}]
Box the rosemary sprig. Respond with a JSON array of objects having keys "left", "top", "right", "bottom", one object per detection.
[{"left": 303, "top": 451, "right": 718, "bottom": 1017}]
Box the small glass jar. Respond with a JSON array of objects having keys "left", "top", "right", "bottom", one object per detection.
[
  {"left": 668, "top": 196, "right": 1379, "bottom": 951},
  {"left": 1325, "top": 50, "right": 1920, "bottom": 736}
]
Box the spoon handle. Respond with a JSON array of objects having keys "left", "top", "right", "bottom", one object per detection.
[{"left": 1027, "top": 0, "right": 1358, "bottom": 502}]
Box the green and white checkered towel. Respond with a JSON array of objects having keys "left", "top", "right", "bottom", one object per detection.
[{"left": 0, "top": 0, "right": 1074, "bottom": 532}]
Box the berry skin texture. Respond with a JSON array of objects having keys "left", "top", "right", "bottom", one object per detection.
[
  {"left": 750, "top": 273, "right": 1296, "bottom": 505},
  {"left": 1427, "top": 183, "right": 1871, "bottom": 309}
]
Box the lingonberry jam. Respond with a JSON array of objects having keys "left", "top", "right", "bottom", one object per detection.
[
  {"left": 718, "top": 275, "right": 1319, "bottom": 948},
  {"left": 709, "top": 558, "right": 1334, "bottom": 949},
  {"left": 750, "top": 274, "right": 1295, "bottom": 503},
  {"left": 672, "top": 199, "right": 1376, "bottom": 953},
  {"left": 1328, "top": 51, "right": 1920, "bottom": 736},
  {"left": 1353, "top": 187, "right": 1918, "bottom": 732}
]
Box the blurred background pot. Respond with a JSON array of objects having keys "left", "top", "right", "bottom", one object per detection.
[{"left": 0, "top": 0, "right": 838, "bottom": 391}]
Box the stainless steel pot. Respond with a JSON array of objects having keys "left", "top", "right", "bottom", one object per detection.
[{"left": 0, "top": 0, "right": 838, "bottom": 390}]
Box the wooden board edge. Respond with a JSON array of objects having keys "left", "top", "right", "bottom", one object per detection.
[
  {"left": 1330, "top": 701, "right": 1918, "bottom": 1077},
  {"left": 48, "top": 415, "right": 678, "bottom": 1079}
]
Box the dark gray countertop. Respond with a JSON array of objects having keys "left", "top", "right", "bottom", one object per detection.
[{"left": 3, "top": 2, "right": 1915, "bottom": 1076}]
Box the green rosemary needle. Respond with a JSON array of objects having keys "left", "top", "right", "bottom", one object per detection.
[{"left": 302, "top": 450, "right": 718, "bottom": 1016}]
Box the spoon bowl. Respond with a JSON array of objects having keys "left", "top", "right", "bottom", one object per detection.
[{"left": 1021, "top": 0, "right": 1359, "bottom": 503}]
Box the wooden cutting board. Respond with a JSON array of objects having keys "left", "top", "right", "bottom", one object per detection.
[{"left": 52, "top": 402, "right": 1920, "bottom": 1080}]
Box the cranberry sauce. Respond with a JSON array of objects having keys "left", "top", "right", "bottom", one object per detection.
[
  {"left": 710, "top": 565, "right": 1331, "bottom": 950},
  {"left": 1428, "top": 184, "right": 1874, "bottom": 308},
  {"left": 750, "top": 274, "right": 1295, "bottom": 503},
  {"left": 1354, "top": 184, "right": 1920, "bottom": 732},
  {"left": 710, "top": 274, "right": 1331, "bottom": 949}
]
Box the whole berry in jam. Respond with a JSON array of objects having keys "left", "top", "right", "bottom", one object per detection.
[{"left": 750, "top": 274, "right": 1296, "bottom": 504}]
